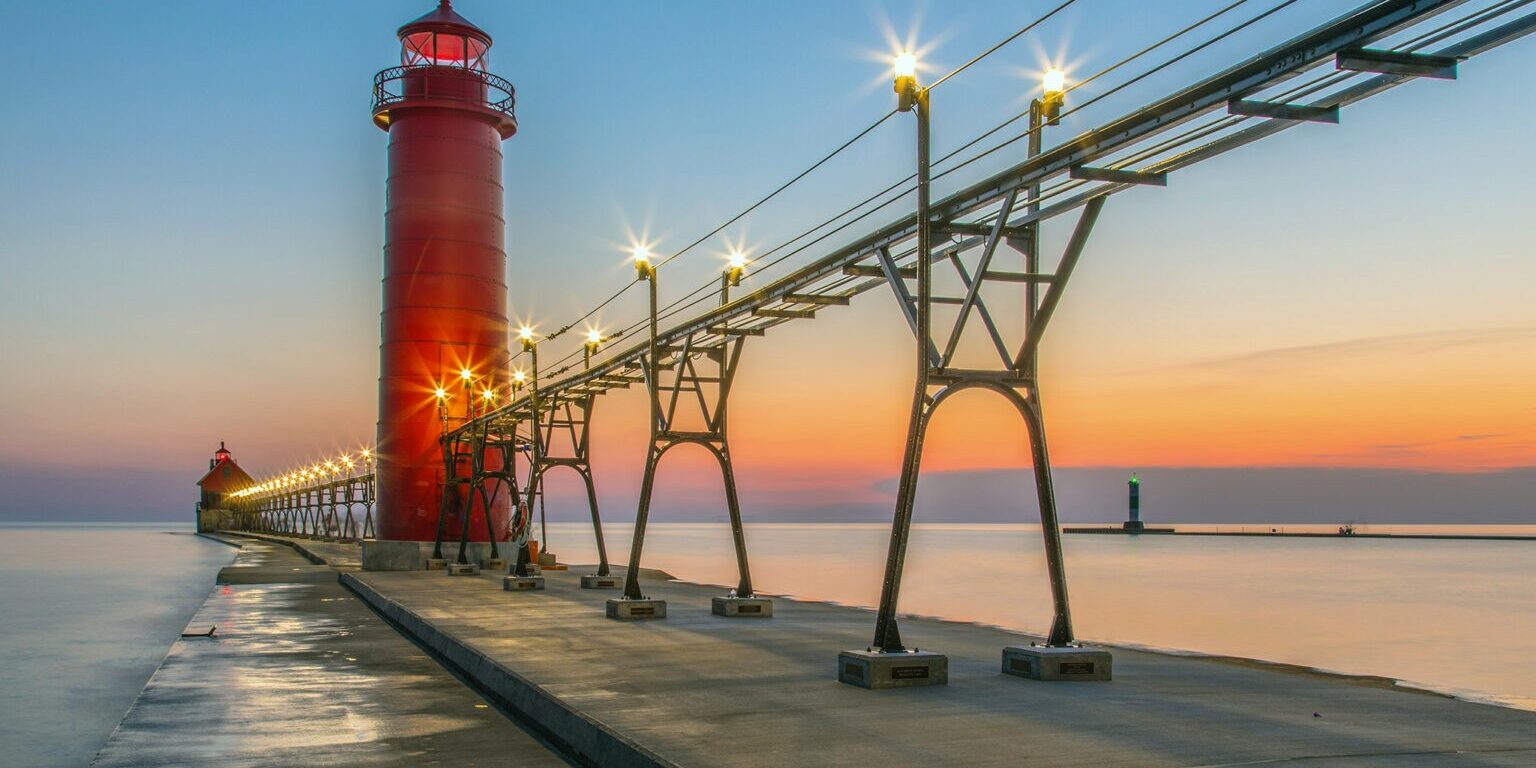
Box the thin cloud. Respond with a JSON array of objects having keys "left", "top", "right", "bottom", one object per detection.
[{"left": 1145, "top": 326, "right": 1536, "bottom": 377}]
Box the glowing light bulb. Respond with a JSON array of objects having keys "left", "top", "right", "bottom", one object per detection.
[
  {"left": 513, "top": 370, "right": 526, "bottom": 383},
  {"left": 587, "top": 329, "right": 602, "bottom": 345},
  {"left": 460, "top": 368, "right": 473, "bottom": 381},
  {"left": 519, "top": 326, "right": 534, "bottom": 341},
  {"left": 1042, "top": 68, "right": 1066, "bottom": 95},
  {"left": 632, "top": 245, "right": 650, "bottom": 266},
  {"left": 434, "top": 387, "right": 448, "bottom": 400},
  {"left": 728, "top": 251, "right": 747, "bottom": 270},
  {"left": 360, "top": 448, "right": 371, "bottom": 459},
  {"left": 483, "top": 389, "right": 495, "bottom": 401},
  {"left": 894, "top": 52, "right": 917, "bottom": 79}
]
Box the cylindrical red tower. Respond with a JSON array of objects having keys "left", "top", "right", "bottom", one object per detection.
[{"left": 372, "top": 0, "right": 516, "bottom": 542}]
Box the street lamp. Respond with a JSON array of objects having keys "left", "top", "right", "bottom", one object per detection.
[
  {"left": 584, "top": 328, "right": 603, "bottom": 369},
  {"left": 1039, "top": 68, "right": 1066, "bottom": 124},
  {"left": 434, "top": 384, "right": 450, "bottom": 430},
  {"left": 633, "top": 245, "right": 654, "bottom": 280},
  {"left": 724, "top": 249, "right": 747, "bottom": 297},
  {"left": 893, "top": 52, "right": 918, "bottom": 112}
]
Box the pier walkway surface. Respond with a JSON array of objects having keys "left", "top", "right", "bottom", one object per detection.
[
  {"left": 91, "top": 535, "right": 568, "bottom": 767},
  {"left": 290, "top": 535, "right": 1534, "bottom": 767},
  {"left": 118, "top": 532, "right": 1536, "bottom": 767}
]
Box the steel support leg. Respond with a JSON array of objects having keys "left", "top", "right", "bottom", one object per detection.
[
  {"left": 871, "top": 385, "right": 932, "bottom": 652},
  {"left": 579, "top": 468, "right": 611, "bottom": 576},
  {"left": 1020, "top": 393, "right": 1074, "bottom": 646},
  {"left": 621, "top": 447, "right": 662, "bottom": 599},
  {"left": 714, "top": 444, "right": 754, "bottom": 598}
]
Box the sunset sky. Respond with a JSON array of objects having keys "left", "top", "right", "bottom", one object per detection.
[{"left": 1, "top": 0, "right": 1532, "bottom": 522}]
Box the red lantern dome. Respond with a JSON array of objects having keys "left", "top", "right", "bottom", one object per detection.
[{"left": 397, "top": 1, "right": 492, "bottom": 70}]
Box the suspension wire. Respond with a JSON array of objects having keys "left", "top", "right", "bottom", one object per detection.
[
  {"left": 929, "top": 0, "right": 1079, "bottom": 91},
  {"left": 874, "top": 0, "right": 1510, "bottom": 268},
  {"left": 539, "top": 0, "right": 1457, "bottom": 377},
  {"left": 536, "top": 1, "right": 1272, "bottom": 374},
  {"left": 934, "top": 0, "right": 1305, "bottom": 181},
  {"left": 704, "top": 0, "right": 1266, "bottom": 279},
  {"left": 919, "top": 0, "right": 1256, "bottom": 185},
  {"left": 535, "top": 0, "right": 1095, "bottom": 351},
  {"left": 543, "top": 108, "right": 901, "bottom": 344},
  {"left": 562, "top": 0, "right": 1272, "bottom": 358},
  {"left": 475, "top": 0, "right": 1509, "bottom": 376}
]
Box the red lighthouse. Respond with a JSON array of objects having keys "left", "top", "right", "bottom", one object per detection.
[{"left": 371, "top": 1, "right": 516, "bottom": 542}]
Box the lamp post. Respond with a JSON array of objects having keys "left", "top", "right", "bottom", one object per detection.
[
  {"left": 634, "top": 245, "right": 659, "bottom": 431},
  {"left": 518, "top": 326, "right": 550, "bottom": 570},
  {"left": 1024, "top": 69, "right": 1065, "bottom": 385},
  {"left": 360, "top": 447, "right": 376, "bottom": 539},
  {"left": 870, "top": 50, "right": 931, "bottom": 656},
  {"left": 614, "top": 242, "right": 673, "bottom": 611}
]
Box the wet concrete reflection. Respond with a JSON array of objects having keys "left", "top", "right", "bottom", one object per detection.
[{"left": 92, "top": 538, "right": 567, "bottom": 767}]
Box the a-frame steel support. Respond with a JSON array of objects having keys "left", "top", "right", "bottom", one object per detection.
[
  {"left": 620, "top": 268, "right": 759, "bottom": 606},
  {"left": 871, "top": 193, "right": 1106, "bottom": 654},
  {"left": 522, "top": 342, "right": 613, "bottom": 578}
]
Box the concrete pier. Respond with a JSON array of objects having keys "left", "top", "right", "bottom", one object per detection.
[
  {"left": 327, "top": 541, "right": 1536, "bottom": 766},
  {"left": 91, "top": 535, "right": 565, "bottom": 767},
  {"left": 160, "top": 533, "right": 1536, "bottom": 766}
]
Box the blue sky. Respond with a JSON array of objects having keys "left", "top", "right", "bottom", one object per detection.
[{"left": 1, "top": 1, "right": 1533, "bottom": 521}]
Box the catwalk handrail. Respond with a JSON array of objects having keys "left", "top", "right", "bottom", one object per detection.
[{"left": 450, "top": 0, "right": 1532, "bottom": 441}]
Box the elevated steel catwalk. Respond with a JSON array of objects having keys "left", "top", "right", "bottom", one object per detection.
[{"left": 451, "top": 0, "right": 1536, "bottom": 441}]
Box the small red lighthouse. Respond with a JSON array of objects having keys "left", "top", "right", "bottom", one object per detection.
[
  {"left": 371, "top": 1, "right": 516, "bottom": 542},
  {"left": 196, "top": 441, "right": 254, "bottom": 531}
]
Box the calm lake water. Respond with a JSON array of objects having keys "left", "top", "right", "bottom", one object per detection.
[
  {"left": 3, "top": 521, "right": 1531, "bottom": 766},
  {"left": 542, "top": 521, "right": 1536, "bottom": 710},
  {"left": 0, "top": 524, "right": 234, "bottom": 768}
]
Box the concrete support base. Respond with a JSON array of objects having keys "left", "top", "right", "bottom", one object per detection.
[
  {"left": 483, "top": 558, "right": 507, "bottom": 571},
  {"left": 446, "top": 563, "right": 481, "bottom": 576},
  {"left": 711, "top": 596, "right": 773, "bottom": 617},
  {"left": 517, "top": 563, "right": 543, "bottom": 577},
  {"left": 581, "top": 574, "right": 621, "bottom": 589},
  {"left": 425, "top": 558, "right": 447, "bottom": 571},
  {"left": 537, "top": 552, "right": 558, "bottom": 566},
  {"left": 606, "top": 598, "right": 666, "bottom": 620},
  {"left": 838, "top": 649, "right": 948, "bottom": 689},
  {"left": 503, "top": 576, "right": 545, "bottom": 591},
  {"left": 1001, "top": 645, "right": 1113, "bottom": 681}
]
